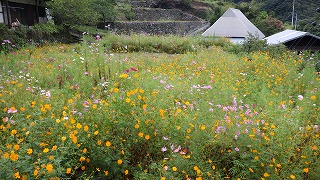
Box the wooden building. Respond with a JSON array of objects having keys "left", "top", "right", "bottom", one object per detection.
[{"left": 0, "top": 0, "right": 47, "bottom": 27}]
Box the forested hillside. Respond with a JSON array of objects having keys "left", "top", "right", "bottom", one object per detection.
[
  {"left": 196, "top": 0, "right": 320, "bottom": 36},
  {"left": 258, "top": 0, "right": 320, "bottom": 35}
]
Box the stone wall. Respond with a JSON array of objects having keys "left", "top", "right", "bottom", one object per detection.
[
  {"left": 111, "top": 1, "right": 208, "bottom": 35},
  {"left": 132, "top": 8, "right": 203, "bottom": 21},
  {"left": 113, "top": 21, "right": 206, "bottom": 35}
]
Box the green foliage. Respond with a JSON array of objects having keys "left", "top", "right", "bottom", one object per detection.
[
  {"left": 0, "top": 24, "right": 28, "bottom": 53},
  {"left": 0, "top": 37, "right": 319, "bottom": 179},
  {"left": 91, "top": 0, "right": 118, "bottom": 23},
  {"left": 46, "top": 0, "right": 100, "bottom": 29},
  {"left": 242, "top": 34, "right": 268, "bottom": 53},
  {"left": 82, "top": 33, "right": 229, "bottom": 54},
  {"left": 28, "top": 21, "right": 60, "bottom": 44}
]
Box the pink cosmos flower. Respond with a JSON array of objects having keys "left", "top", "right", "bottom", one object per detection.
[
  {"left": 8, "top": 107, "right": 17, "bottom": 113},
  {"left": 161, "top": 147, "right": 167, "bottom": 152}
]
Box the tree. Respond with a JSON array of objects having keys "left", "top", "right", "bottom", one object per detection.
[
  {"left": 91, "top": 0, "right": 117, "bottom": 25},
  {"left": 46, "top": 0, "right": 100, "bottom": 29}
]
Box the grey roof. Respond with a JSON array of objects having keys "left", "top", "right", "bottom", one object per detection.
[
  {"left": 202, "top": 8, "right": 265, "bottom": 39},
  {"left": 264, "top": 29, "right": 320, "bottom": 45}
]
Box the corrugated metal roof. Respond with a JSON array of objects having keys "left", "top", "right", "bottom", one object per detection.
[
  {"left": 202, "top": 8, "right": 265, "bottom": 39},
  {"left": 264, "top": 29, "right": 318, "bottom": 45}
]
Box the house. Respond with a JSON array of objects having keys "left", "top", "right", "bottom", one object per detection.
[
  {"left": 0, "top": 0, "right": 47, "bottom": 27},
  {"left": 264, "top": 29, "right": 320, "bottom": 51},
  {"left": 202, "top": 8, "right": 265, "bottom": 43}
]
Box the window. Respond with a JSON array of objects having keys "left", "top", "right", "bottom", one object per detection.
[{"left": 0, "top": 0, "right": 4, "bottom": 23}]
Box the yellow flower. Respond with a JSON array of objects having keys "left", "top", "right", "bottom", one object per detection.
[
  {"left": 76, "top": 123, "right": 82, "bottom": 129},
  {"left": 66, "top": 168, "right": 71, "bottom": 174},
  {"left": 263, "top": 173, "right": 270, "bottom": 177},
  {"left": 68, "top": 99, "right": 73, "bottom": 103},
  {"left": 27, "top": 148, "right": 33, "bottom": 154},
  {"left": 200, "top": 125, "right": 206, "bottom": 130},
  {"left": 104, "top": 170, "right": 109, "bottom": 176},
  {"left": 33, "top": 169, "right": 38, "bottom": 176},
  {"left": 43, "top": 148, "right": 49, "bottom": 153},
  {"left": 13, "top": 144, "right": 20, "bottom": 151},
  {"left": 9, "top": 151, "right": 18, "bottom": 161},
  {"left": 125, "top": 169, "right": 129, "bottom": 175},
  {"left": 105, "top": 141, "right": 111, "bottom": 147},
  {"left": 161, "top": 177, "right": 166, "bottom": 180},
  {"left": 84, "top": 125, "right": 89, "bottom": 131},
  {"left": 172, "top": 166, "right": 177, "bottom": 171},
  {"left": 117, "top": 159, "right": 123, "bottom": 165},
  {"left": 79, "top": 156, "right": 86, "bottom": 162},
  {"left": 290, "top": 174, "right": 295, "bottom": 179},
  {"left": 194, "top": 166, "right": 199, "bottom": 171},
  {"left": 119, "top": 74, "right": 128, "bottom": 78},
  {"left": 61, "top": 136, "right": 66, "bottom": 141},
  {"left": 134, "top": 124, "right": 139, "bottom": 129},
  {"left": 14, "top": 172, "right": 20, "bottom": 179},
  {"left": 311, "top": 95, "right": 316, "bottom": 100},
  {"left": 303, "top": 168, "right": 309, "bottom": 173},
  {"left": 249, "top": 168, "right": 254, "bottom": 173},
  {"left": 49, "top": 155, "right": 54, "bottom": 160},
  {"left": 46, "top": 164, "right": 54, "bottom": 173},
  {"left": 138, "top": 132, "right": 144, "bottom": 137},
  {"left": 94, "top": 131, "right": 99, "bottom": 135},
  {"left": 11, "top": 129, "right": 17, "bottom": 135},
  {"left": 125, "top": 98, "right": 131, "bottom": 103},
  {"left": 52, "top": 145, "right": 57, "bottom": 151},
  {"left": 145, "top": 134, "right": 150, "bottom": 140}
]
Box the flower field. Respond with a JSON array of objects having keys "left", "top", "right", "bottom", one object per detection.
[{"left": 0, "top": 36, "right": 319, "bottom": 180}]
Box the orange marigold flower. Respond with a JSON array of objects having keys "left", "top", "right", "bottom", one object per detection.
[
  {"left": 117, "top": 159, "right": 123, "bottom": 165},
  {"left": 13, "top": 144, "right": 20, "bottom": 151},
  {"left": 9, "top": 151, "right": 18, "bottom": 161},
  {"left": 46, "top": 164, "right": 54, "bottom": 173},
  {"left": 138, "top": 132, "right": 144, "bottom": 137},
  {"left": 263, "top": 173, "right": 270, "bottom": 177},
  {"left": 105, "top": 141, "right": 111, "bottom": 147},
  {"left": 14, "top": 171, "right": 20, "bottom": 179},
  {"left": 303, "top": 168, "right": 309, "bottom": 173}
]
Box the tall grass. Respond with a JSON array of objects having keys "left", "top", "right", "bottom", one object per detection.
[{"left": 0, "top": 35, "right": 319, "bottom": 179}]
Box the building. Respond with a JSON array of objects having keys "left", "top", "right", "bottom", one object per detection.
[
  {"left": 0, "top": 0, "right": 47, "bottom": 27},
  {"left": 264, "top": 29, "right": 320, "bottom": 51},
  {"left": 202, "top": 8, "right": 265, "bottom": 43}
]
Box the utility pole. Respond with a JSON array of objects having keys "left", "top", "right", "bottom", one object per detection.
[{"left": 291, "top": 0, "right": 295, "bottom": 28}]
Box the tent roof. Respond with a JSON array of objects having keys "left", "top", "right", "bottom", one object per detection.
[
  {"left": 264, "top": 29, "right": 320, "bottom": 45},
  {"left": 202, "top": 8, "right": 265, "bottom": 39}
]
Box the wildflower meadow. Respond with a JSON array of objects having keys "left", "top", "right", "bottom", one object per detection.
[{"left": 0, "top": 34, "right": 319, "bottom": 180}]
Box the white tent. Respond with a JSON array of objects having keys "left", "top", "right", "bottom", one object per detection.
[{"left": 202, "top": 8, "right": 265, "bottom": 43}]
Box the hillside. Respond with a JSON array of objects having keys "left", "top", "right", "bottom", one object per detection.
[{"left": 193, "top": 0, "right": 320, "bottom": 36}]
